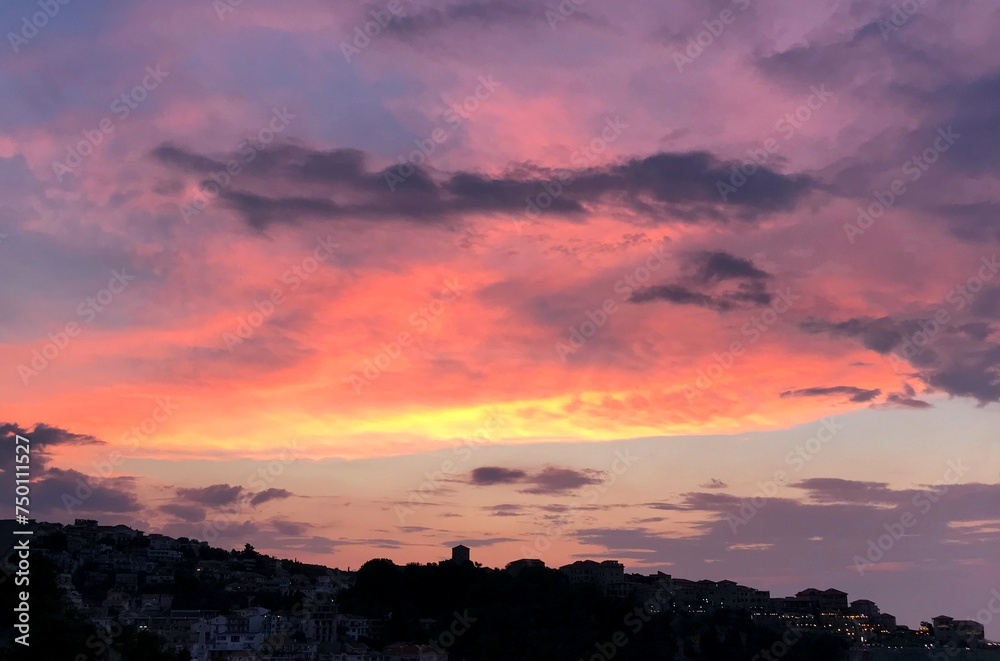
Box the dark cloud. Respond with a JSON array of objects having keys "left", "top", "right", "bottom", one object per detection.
[
  {"left": 791, "top": 478, "right": 900, "bottom": 505},
  {"left": 163, "top": 520, "right": 261, "bottom": 547},
  {"left": 469, "top": 467, "right": 528, "bottom": 485},
  {"left": 220, "top": 192, "right": 341, "bottom": 230},
  {"left": 151, "top": 144, "right": 228, "bottom": 173},
  {"left": 152, "top": 143, "right": 814, "bottom": 231},
  {"left": 933, "top": 203, "right": 1000, "bottom": 243},
  {"left": 249, "top": 488, "right": 293, "bottom": 506},
  {"left": 35, "top": 468, "right": 142, "bottom": 514},
  {"left": 487, "top": 504, "right": 525, "bottom": 517},
  {"left": 579, "top": 480, "right": 1000, "bottom": 590},
  {"left": 694, "top": 251, "right": 771, "bottom": 283},
  {"left": 1, "top": 422, "right": 102, "bottom": 474},
  {"left": 382, "top": 0, "right": 544, "bottom": 37},
  {"left": 467, "top": 466, "right": 604, "bottom": 494},
  {"left": 176, "top": 483, "right": 245, "bottom": 506},
  {"left": 700, "top": 478, "right": 729, "bottom": 489},
  {"left": 272, "top": 520, "right": 310, "bottom": 536},
  {"left": 521, "top": 467, "right": 604, "bottom": 495},
  {"left": 800, "top": 314, "right": 1000, "bottom": 402},
  {"left": 921, "top": 72, "right": 1000, "bottom": 176},
  {"left": 970, "top": 287, "right": 1000, "bottom": 318},
  {"left": 0, "top": 423, "right": 141, "bottom": 519},
  {"left": 629, "top": 284, "right": 717, "bottom": 307},
  {"left": 159, "top": 503, "right": 207, "bottom": 522},
  {"left": 959, "top": 322, "right": 993, "bottom": 341},
  {"left": 630, "top": 251, "right": 773, "bottom": 311},
  {"left": 882, "top": 392, "right": 933, "bottom": 409},
  {"left": 780, "top": 385, "right": 882, "bottom": 403},
  {"left": 800, "top": 316, "right": 905, "bottom": 354}
]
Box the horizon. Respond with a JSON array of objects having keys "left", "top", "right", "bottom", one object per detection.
[{"left": 9, "top": 515, "right": 988, "bottom": 633}]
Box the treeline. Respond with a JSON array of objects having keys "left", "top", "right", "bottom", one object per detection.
[{"left": 338, "top": 559, "right": 850, "bottom": 661}]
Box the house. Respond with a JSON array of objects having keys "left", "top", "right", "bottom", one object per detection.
[
  {"left": 851, "top": 599, "right": 880, "bottom": 617},
  {"left": 505, "top": 559, "right": 545, "bottom": 576},
  {"left": 931, "top": 615, "right": 985, "bottom": 647},
  {"left": 338, "top": 614, "right": 373, "bottom": 641},
  {"left": 450, "top": 545, "right": 470, "bottom": 565},
  {"left": 559, "top": 560, "right": 627, "bottom": 597},
  {"left": 795, "top": 588, "right": 849, "bottom": 612}
]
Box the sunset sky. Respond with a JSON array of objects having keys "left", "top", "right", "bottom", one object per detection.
[{"left": 2, "top": 0, "right": 999, "bottom": 636}]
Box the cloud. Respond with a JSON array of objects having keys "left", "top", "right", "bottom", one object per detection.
[
  {"left": 630, "top": 250, "right": 773, "bottom": 311},
  {"left": 780, "top": 385, "right": 882, "bottom": 403},
  {"left": 629, "top": 284, "right": 717, "bottom": 307},
  {"left": 882, "top": 392, "right": 933, "bottom": 409},
  {"left": 800, "top": 314, "right": 1000, "bottom": 403},
  {"left": 791, "top": 478, "right": 901, "bottom": 505},
  {"left": 469, "top": 467, "right": 528, "bottom": 485},
  {"left": 250, "top": 488, "right": 294, "bottom": 506},
  {"left": 694, "top": 251, "right": 771, "bottom": 283},
  {"left": 0, "top": 423, "right": 141, "bottom": 519},
  {"left": 579, "top": 480, "right": 1000, "bottom": 584},
  {"left": 152, "top": 143, "right": 814, "bottom": 231},
  {"left": 159, "top": 503, "right": 207, "bottom": 522},
  {"left": 176, "top": 483, "right": 245, "bottom": 506},
  {"left": 521, "top": 467, "right": 604, "bottom": 495},
  {"left": 933, "top": 203, "right": 1000, "bottom": 243},
  {"left": 800, "top": 317, "right": 905, "bottom": 354},
  {"left": 1, "top": 422, "right": 102, "bottom": 474},
  {"left": 382, "top": 0, "right": 546, "bottom": 37},
  {"left": 272, "top": 520, "right": 310, "bottom": 536},
  {"left": 466, "top": 465, "right": 604, "bottom": 494},
  {"left": 700, "top": 478, "right": 728, "bottom": 489},
  {"left": 35, "top": 468, "right": 142, "bottom": 514}
]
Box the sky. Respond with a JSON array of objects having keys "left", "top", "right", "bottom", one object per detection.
[{"left": 1, "top": 0, "right": 999, "bottom": 637}]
